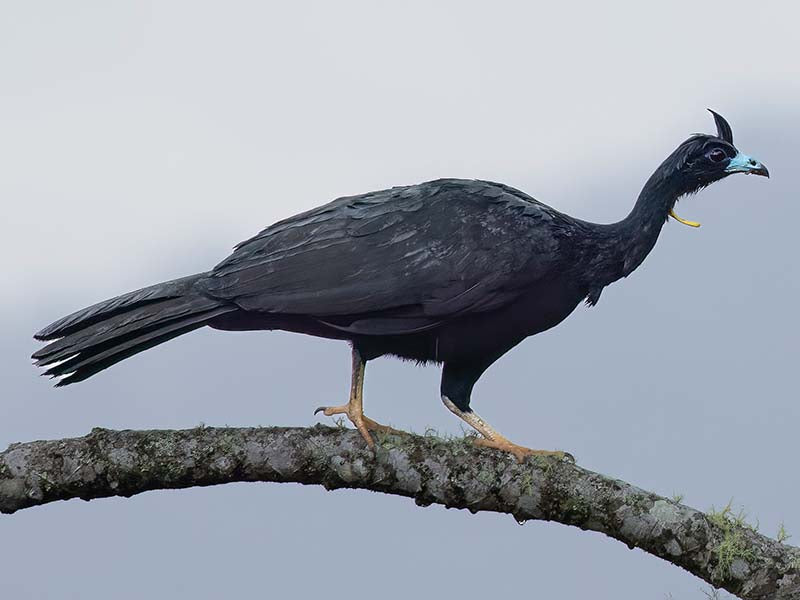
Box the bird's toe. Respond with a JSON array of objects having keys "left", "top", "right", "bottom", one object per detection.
[
  {"left": 472, "top": 437, "right": 574, "bottom": 464},
  {"left": 314, "top": 404, "right": 349, "bottom": 417}
]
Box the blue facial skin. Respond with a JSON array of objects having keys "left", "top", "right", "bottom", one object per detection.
[{"left": 726, "top": 152, "right": 769, "bottom": 177}]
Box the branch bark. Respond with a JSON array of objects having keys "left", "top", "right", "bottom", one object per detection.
[{"left": 1, "top": 425, "right": 797, "bottom": 599}]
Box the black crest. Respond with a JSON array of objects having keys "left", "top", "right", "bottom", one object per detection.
[{"left": 708, "top": 109, "right": 733, "bottom": 144}]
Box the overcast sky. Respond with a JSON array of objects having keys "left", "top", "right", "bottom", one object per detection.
[{"left": 1, "top": 2, "right": 798, "bottom": 599}]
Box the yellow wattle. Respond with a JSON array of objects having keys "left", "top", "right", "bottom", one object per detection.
[{"left": 669, "top": 209, "right": 701, "bottom": 228}]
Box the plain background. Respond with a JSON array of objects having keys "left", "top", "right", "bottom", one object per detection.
[{"left": 1, "top": 2, "right": 798, "bottom": 598}]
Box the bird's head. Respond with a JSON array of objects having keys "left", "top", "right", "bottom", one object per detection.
[{"left": 661, "top": 110, "right": 768, "bottom": 227}]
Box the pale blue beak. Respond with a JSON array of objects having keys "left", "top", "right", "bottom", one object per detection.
[{"left": 725, "top": 153, "right": 769, "bottom": 177}]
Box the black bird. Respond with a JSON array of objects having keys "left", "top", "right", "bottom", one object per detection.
[{"left": 33, "top": 111, "right": 768, "bottom": 461}]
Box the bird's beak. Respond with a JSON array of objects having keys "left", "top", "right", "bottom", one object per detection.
[{"left": 725, "top": 153, "right": 769, "bottom": 178}]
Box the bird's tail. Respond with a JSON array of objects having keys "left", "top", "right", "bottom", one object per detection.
[{"left": 32, "top": 273, "right": 235, "bottom": 386}]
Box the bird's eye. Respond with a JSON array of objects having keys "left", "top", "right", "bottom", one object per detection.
[{"left": 708, "top": 148, "right": 726, "bottom": 163}]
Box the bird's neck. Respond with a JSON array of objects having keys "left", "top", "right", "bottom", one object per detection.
[{"left": 586, "top": 170, "right": 685, "bottom": 288}]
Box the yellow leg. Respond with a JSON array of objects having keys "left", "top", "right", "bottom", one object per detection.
[
  {"left": 314, "top": 348, "right": 402, "bottom": 448},
  {"left": 442, "top": 396, "right": 574, "bottom": 463}
]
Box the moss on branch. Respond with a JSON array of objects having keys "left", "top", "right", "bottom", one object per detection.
[{"left": 0, "top": 425, "right": 798, "bottom": 600}]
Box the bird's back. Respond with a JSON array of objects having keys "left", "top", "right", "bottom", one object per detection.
[{"left": 202, "top": 179, "right": 569, "bottom": 329}]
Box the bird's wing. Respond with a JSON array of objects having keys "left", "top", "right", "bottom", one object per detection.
[{"left": 203, "top": 179, "right": 563, "bottom": 334}]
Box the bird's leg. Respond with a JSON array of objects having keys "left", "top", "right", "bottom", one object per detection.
[
  {"left": 441, "top": 396, "right": 573, "bottom": 463},
  {"left": 314, "top": 347, "right": 401, "bottom": 448}
]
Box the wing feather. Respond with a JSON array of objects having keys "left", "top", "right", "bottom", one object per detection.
[{"left": 203, "top": 179, "right": 562, "bottom": 333}]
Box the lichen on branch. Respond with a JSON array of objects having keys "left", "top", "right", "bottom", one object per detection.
[{"left": 0, "top": 425, "right": 798, "bottom": 600}]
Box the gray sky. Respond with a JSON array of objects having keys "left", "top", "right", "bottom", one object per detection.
[{"left": 1, "top": 2, "right": 798, "bottom": 598}]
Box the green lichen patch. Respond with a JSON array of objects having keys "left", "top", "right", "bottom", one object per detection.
[
  {"left": 559, "top": 496, "right": 592, "bottom": 526},
  {"left": 519, "top": 471, "right": 536, "bottom": 497},
  {"left": 777, "top": 522, "right": 791, "bottom": 544},
  {"left": 706, "top": 500, "right": 757, "bottom": 580},
  {"left": 626, "top": 492, "right": 652, "bottom": 516}
]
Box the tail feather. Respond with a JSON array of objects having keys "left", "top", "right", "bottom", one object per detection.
[
  {"left": 33, "top": 273, "right": 237, "bottom": 385},
  {"left": 48, "top": 306, "right": 230, "bottom": 386},
  {"left": 34, "top": 296, "right": 219, "bottom": 365},
  {"left": 34, "top": 274, "right": 208, "bottom": 341}
]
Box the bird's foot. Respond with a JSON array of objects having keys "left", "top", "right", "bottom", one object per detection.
[
  {"left": 314, "top": 404, "right": 402, "bottom": 449},
  {"left": 361, "top": 415, "right": 404, "bottom": 436},
  {"left": 472, "top": 437, "right": 575, "bottom": 463}
]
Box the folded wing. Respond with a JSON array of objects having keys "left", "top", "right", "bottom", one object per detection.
[{"left": 203, "top": 179, "right": 562, "bottom": 335}]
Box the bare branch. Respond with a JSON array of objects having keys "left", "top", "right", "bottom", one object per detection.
[{"left": 1, "top": 425, "right": 797, "bottom": 599}]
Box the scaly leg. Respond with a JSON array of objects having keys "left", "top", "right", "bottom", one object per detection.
[
  {"left": 314, "top": 347, "right": 402, "bottom": 448},
  {"left": 442, "top": 396, "right": 573, "bottom": 463}
]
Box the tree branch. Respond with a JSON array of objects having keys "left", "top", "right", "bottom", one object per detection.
[{"left": 0, "top": 425, "right": 797, "bottom": 598}]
